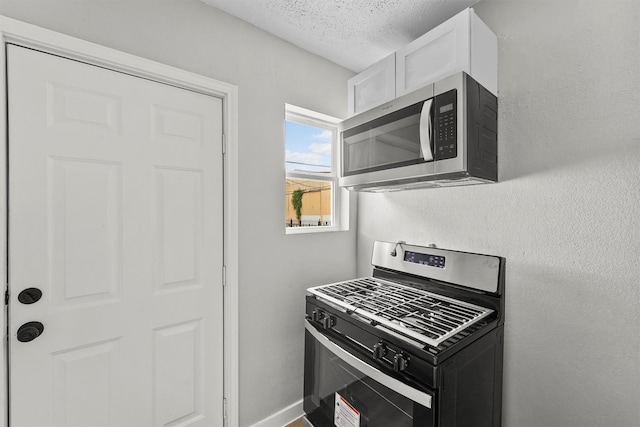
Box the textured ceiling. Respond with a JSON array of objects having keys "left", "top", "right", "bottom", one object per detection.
[{"left": 199, "top": 0, "right": 481, "bottom": 72}]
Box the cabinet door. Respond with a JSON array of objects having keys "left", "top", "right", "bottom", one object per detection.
[
  {"left": 396, "top": 10, "right": 470, "bottom": 97},
  {"left": 347, "top": 53, "right": 395, "bottom": 116}
]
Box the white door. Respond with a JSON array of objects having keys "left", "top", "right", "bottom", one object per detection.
[{"left": 7, "top": 45, "right": 224, "bottom": 426}]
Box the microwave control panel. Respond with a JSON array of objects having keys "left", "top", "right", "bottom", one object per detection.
[{"left": 434, "top": 89, "right": 457, "bottom": 161}]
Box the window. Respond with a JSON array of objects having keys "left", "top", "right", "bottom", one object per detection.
[{"left": 285, "top": 104, "right": 344, "bottom": 233}]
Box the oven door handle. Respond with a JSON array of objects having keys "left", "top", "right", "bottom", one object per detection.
[{"left": 305, "top": 320, "right": 433, "bottom": 409}]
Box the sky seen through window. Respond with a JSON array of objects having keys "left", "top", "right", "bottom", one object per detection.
[{"left": 285, "top": 121, "right": 332, "bottom": 173}]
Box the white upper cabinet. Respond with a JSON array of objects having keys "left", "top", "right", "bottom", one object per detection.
[
  {"left": 347, "top": 8, "right": 497, "bottom": 117},
  {"left": 347, "top": 53, "right": 395, "bottom": 117},
  {"left": 396, "top": 8, "right": 497, "bottom": 97}
]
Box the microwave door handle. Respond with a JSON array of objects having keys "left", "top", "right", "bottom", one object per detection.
[{"left": 419, "top": 99, "right": 434, "bottom": 161}]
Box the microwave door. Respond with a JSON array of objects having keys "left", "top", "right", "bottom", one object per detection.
[{"left": 342, "top": 113, "right": 425, "bottom": 176}]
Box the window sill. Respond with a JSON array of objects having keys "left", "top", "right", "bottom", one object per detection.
[{"left": 285, "top": 225, "right": 343, "bottom": 235}]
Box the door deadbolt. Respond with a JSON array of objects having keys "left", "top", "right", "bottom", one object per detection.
[
  {"left": 18, "top": 288, "right": 43, "bottom": 304},
  {"left": 17, "top": 321, "right": 44, "bottom": 343}
]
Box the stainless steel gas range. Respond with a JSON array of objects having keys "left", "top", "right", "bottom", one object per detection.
[{"left": 303, "top": 241, "right": 505, "bottom": 427}]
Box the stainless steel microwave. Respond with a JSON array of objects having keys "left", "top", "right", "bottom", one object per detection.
[{"left": 340, "top": 72, "right": 498, "bottom": 191}]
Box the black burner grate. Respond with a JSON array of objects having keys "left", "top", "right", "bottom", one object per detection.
[{"left": 308, "top": 277, "right": 493, "bottom": 347}]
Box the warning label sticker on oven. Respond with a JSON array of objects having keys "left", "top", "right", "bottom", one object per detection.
[{"left": 334, "top": 392, "right": 360, "bottom": 427}]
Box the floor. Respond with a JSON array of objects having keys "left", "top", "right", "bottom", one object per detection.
[{"left": 284, "top": 418, "right": 303, "bottom": 427}]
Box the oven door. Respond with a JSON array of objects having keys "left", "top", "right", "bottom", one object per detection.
[{"left": 303, "top": 320, "right": 435, "bottom": 427}]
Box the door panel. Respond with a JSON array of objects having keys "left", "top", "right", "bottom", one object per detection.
[
  {"left": 155, "top": 167, "right": 203, "bottom": 289},
  {"left": 7, "top": 44, "right": 224, "bottom": 427},
  {"left": 52, "top": 339, "right": 121, "bottom": 426},
  {"left": 154, "top": 320, "right": 204, "bottom": 425},
  {"left": 49, "top": 158, "right": 122, "bottom": 306}
]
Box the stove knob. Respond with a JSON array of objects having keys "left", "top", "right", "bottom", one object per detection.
[
  {"left": 311, "top": 309, "right": 321, "bottom": 322},
  {"left": 321, "top": 315, "right": 335, "bottom": 330},
  {"left": 372, "top": 342, "right": 387, "bottom": 360},
  {"left": 393, "top": 353, "right": 409, "bottom": 372}
]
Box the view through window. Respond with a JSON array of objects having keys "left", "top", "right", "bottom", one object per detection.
[{"left": 285, "top": 106, "right": 338, "bottom": 231}]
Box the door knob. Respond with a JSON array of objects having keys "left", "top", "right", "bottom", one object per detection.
[
  {"left": 18, "top": 288, "right": 42, "bottom": 304},
  {"left": 17, "top": 321, "right": 44, "bottom": 342}
]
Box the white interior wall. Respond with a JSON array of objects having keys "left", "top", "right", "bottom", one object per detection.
[
  {"left": 356, "top": 0, "right": 640, "bottom": 426},
  {"left": 0, "top": 1, "right": 357, "bottom": 426}
]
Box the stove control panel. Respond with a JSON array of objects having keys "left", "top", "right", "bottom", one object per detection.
[
  {"left": 404, "top": 250, "right": 445, "bottom": 268},
  {"left": 372, "top": 241, "right": 502, "bottom": 294}
]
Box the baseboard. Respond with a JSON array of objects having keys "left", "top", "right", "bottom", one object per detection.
[{"left": 248, "top": 399, "right": 304, "bottom": 427}]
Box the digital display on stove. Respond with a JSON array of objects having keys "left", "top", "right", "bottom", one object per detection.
[{"left": 404, "top": 251, "right": 445, "bottom": 268}]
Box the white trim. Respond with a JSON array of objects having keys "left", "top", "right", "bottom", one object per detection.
[
  {"left": 286, "top": 225, "right": 342, "bottom": 235},
  {"left": 0, "top": 15, "right": 239, "bottom": 427},
  {"left": 0, "top": 23, "right": 8, "bottom": 427},
  {"left": 223, "top": 72, "right": 240, "bottom": 427},
  {"left": 285, "top": 104, "right": 341, "bottom": 125},
  {"left": 248, "top": 400, "right": 304, "bottom": 427}
]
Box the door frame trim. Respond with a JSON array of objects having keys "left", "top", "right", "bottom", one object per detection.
[{"left": 0, "top": 15, "right": 240, "bottom": 427}]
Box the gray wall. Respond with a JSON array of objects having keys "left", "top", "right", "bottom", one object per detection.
[
  {"left": 357, "top": 0, "right": 640, "bottom": 426},
  {"left": 0, "top": 1, "right": 356, "bottom": 426}
]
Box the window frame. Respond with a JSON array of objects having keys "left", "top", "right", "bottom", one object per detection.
[{"left": 284, "top": 104, "right": 345, "bottom": 234}]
